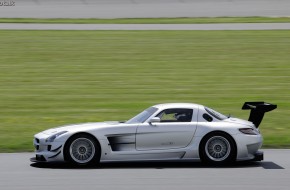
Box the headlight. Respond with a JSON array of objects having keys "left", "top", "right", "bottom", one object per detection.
[
  {"left": 46, "top": 131, "right": 68, "bottom": 142},
  {"left": 239, "top": 128, "right": 259, "bottom": 135}
]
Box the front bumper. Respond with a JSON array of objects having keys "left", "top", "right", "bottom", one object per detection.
[{"left": 32, "top": 133, "right": 65, "bottom": 162}]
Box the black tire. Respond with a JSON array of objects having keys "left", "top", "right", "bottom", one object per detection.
[
  {"left": 64, "top": 134, "right": 101, "bottom": 166},
  {"left": 199, "top": 132, "right": 236, "bottom": 165}
]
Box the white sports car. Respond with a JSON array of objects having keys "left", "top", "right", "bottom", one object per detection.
[{"left": 31, "top": 102, "right": 276, "bottom": 166}]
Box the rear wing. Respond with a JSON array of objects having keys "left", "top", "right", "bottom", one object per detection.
[{"left": 242, "top": 102, "right": 277, "bottom": 128}]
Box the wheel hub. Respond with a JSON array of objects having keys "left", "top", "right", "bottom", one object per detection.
[
  {"left": 78, "top": 146, "right": 87, "bottom": 154},
  {"left": 214, "top": 144, "right": 222, "bottom": 152}
]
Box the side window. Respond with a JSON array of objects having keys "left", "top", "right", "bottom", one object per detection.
[{"left": 156, "top": 109, "right": 193, "bottom": 122}]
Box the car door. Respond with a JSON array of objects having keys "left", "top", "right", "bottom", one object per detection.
[{"left": 136, "top": 108, "right": 197, "bottom": 151}]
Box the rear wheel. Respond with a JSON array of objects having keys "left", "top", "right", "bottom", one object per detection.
[
  {"left": 64, "top": 134, "right": 100, "bottom": 166},
  {"left": 199, "top": 132, "right": 236, "bottom": 165}
]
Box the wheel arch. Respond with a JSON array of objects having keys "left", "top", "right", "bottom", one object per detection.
[{"left": 63, "top": 132, "right": 101, "bottom": 162}]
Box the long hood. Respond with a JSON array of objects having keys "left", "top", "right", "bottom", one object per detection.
[
  {"left": 41, "top": 121, "right": 120, "bottom": 135},
  {"left": 224, "top": 117, "right": 254, "bottom": 127}
]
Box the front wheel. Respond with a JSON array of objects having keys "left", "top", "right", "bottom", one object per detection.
[
  {"left": 64, "top": 134, "right": 100, "bottom": 166},
  {"left": 199, "top": 132, "right": 236, "bottom": 165}
]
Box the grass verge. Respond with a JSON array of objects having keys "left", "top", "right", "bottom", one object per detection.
[{"left": 0, "top": 30, "right": 289, "bottom": 152}]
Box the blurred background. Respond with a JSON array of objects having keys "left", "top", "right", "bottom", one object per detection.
[{"left": 0, "top": 0, "right": 290, "bottom": 152}]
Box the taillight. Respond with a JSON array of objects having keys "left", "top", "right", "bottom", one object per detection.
[{"left": 239, "top": 128, "right": 259, "bottom": 135}]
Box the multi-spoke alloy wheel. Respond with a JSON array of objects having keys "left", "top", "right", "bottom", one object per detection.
[
  {"left": 205, "top": 136, "right": 231, "bottom": 162},
  {"left": 69, "top": 138, "right": 95, "bottom": 164},
  {"left": 64, "top": 134, "right": 100, "bottom": 166},
  {"left": 199, "top": 132, "right": 236, "bottom": 165}
]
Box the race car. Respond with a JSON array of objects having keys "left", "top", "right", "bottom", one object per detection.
[{"left": 31, "top": 102, "right": 276, "bottom": 166}]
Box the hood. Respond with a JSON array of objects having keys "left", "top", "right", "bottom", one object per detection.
[
  {"left": 41, "top": 121, "right": 120, "bottom": 135},
  {"left": 224, "top": 117, "right": 254, "bottom": 127}
]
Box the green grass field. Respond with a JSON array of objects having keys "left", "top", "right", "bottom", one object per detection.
[
  {"left": 0, "top": 30, "right": 289, "bottom": 152},
  {"left": 1, "top": 17, "right": 290, "bottom": 24}
]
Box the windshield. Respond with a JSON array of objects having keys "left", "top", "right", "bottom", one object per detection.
[
  {"left": 205, "top": 107, "right": 228, "bottom": 120},
  {"left": 126, "top": 107, "right": 158, "bottom": 124}
]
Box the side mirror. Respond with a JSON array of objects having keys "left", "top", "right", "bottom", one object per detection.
[{"left": 149, "top": 117, "right": 160, "bottom": 124}]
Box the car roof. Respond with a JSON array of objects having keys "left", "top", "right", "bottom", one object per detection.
[{"left": 152, "top": 103, "right": 201, "bottom": 110}]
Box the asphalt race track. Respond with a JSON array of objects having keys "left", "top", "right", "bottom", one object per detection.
[
  {"left": 1, "top": 0, "right": 290, "bottom": 18},
  {"left": 0, "top": 149, "right": 289, "bottom": 190}
]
